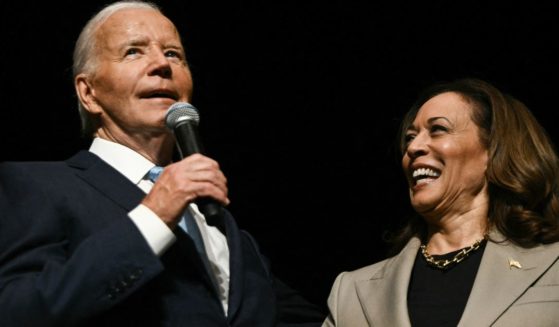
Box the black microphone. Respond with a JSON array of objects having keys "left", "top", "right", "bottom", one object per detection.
[{"left": 165, "top": 102, "right": 224, "bottom": 228}]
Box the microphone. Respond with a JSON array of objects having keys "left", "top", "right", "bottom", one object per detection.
[{"left": 165, "top": 102, "right": 224, "bottom": 227}]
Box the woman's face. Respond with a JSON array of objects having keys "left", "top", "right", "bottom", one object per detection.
[{"left": 402, "top": 92, "right": 489, "bottom": 217}]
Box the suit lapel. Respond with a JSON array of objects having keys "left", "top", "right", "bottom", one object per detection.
[
  {"left": 459, "top": 233, "right": 559, "bottom": 326},
  {"left": 66, "top": 151, "right": 145, "bottom": 212},
  {"left": 173, "top": 228, "right": 210, "bottom": 271},
  {"left": 355, "top": 238, "right": 420, "bottom": 326},
  {"left": 222, "top": 210, "right": 243, "bottom": 320}
]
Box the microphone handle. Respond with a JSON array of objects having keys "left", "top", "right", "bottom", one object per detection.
[
  {"left": 173, "top": 121, "right": 224, "bottom": 227},
  {"left": 174, "top": 120, "right": 204, "bottom": 156}
]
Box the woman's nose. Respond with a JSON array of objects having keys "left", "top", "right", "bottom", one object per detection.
[{"left": 406, "top": 133, "right": 429, "bottom": 158}]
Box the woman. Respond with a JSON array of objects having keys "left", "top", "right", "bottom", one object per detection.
[{"left": 323, "top": 78, "right": 559, "bottom": 326}]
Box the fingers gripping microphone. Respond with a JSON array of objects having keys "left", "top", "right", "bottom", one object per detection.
[{"left": 165, "top": 102, "right": 223, "bottom": 227}]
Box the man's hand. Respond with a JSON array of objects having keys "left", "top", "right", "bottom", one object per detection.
[{"left": 141, "top": 154, "right": 229, "bottom": 229}]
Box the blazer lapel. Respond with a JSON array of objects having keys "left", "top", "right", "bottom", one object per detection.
[
  {"left": 170, "top": 227, "right": 223, "bottom": 293},
  {"left": 459, "top": 233, "right": 559, "bottom": 326},
  {"left": 222, "top": 210, "right": 244, "bottom": 320},
  {"left": 66, "top": 151, "right": 145, "bottom": 212},
  {"left": 355, "top": 238, "right": 420, "bottom": 326}
]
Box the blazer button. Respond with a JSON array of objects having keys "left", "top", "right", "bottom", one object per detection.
[
  {"left": 120, "top": 280, "right": 129, "bottom": 288},
  {"left": 129, "top": 268, "right": 143, "bottom": 281}
]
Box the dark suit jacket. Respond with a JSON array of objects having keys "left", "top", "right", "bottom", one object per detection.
[{"left": 0, "top": 151, "right": 324, "bottom": 326}]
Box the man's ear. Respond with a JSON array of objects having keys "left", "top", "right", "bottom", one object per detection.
[{"left": 75, "top": 73, "right": 102, "bottom": 115}]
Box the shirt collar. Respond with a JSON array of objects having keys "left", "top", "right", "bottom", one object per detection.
[{"left": 89, "top": 137, "right": 155, "bottom": 185}]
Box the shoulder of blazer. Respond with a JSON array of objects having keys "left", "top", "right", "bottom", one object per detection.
[
  {"left": 0, "top": 156, "right": 73, "bottom": 192},
  {"left": 340, "top": 237, "right": 421, "bottom": 283},
  {"left": 65, "top": 150, "right": 103, "bottom": 170},
  {"left": 0, "top": 150, "right": 102, "bottom": 185}
]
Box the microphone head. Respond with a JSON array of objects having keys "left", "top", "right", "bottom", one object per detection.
[{"left": 165, "top": 102, "right": 200, "bottom": 129}]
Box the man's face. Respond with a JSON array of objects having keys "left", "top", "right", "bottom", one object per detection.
[{"left": 83, "top": 8, "right": 193, "bottom": 137}]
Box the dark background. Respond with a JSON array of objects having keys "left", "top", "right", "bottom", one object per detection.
[{"left": 1, "top": 0, "right": 558, "bottom": 311}]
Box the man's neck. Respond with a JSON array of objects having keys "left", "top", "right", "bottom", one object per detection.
[{"left": 94, "top": 129, "right": 174, "bottom": 166}]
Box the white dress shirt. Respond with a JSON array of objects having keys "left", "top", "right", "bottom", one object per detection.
[{"left": 89, "top": 137, "right": 230, "bottom": 313}]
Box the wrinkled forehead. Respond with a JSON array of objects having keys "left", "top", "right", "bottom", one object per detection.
[{"left": 95, "top": 8, "right": 180, "bottom": 46}]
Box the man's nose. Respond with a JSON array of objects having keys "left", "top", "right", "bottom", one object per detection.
[{"left": 148, "top": 48, "right": 172, "bottom": 78}]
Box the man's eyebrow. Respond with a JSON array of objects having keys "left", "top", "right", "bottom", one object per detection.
[
  {"left": 164, "top": 44, "right": 184, "bottom": 51},
  {"left": 118, "top": 37, "right": 149, "bottom": 48}
]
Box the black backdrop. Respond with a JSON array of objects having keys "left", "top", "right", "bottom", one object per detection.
[{"left": 2, "top": 0, "right": 559, "bottom": 310}]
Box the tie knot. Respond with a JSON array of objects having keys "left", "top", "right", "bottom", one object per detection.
[{"left": 147, "top": 166, "right": 164, "bottom": 183}]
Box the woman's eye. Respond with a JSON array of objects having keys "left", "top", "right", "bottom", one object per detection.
[
  {"left": 430, "top": 125, "right": 448, "bottom": 133},
  {"left": 404, "top": 133, "right": 416, "bottom": 144}
]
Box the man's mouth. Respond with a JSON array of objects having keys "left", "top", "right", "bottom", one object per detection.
[{"left": 140, "top": 89, "right": 179, "bottom": 100}]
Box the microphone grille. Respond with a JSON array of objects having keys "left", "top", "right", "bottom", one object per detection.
[{"left": 165, "top": 102, "right": 200, "bottom": 129}]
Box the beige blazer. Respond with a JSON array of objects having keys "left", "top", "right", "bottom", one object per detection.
[{"left": 323, "top": 233, "right": 559, "bottom": 326}]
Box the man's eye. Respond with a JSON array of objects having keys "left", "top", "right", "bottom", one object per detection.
[
  {"left": 165, "top": 50, "right": 181, "bottom": 58},
  {"left": 125, "top": 48, "right": 139, "bottom": 56}
]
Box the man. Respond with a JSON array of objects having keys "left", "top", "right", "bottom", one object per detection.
[{"left": 0, "top": 1, "right": 324, "bottom": 326}]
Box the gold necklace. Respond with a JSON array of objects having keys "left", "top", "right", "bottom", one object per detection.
[{"left": 420, "top": 237, "right": 486, "bottom": 270}]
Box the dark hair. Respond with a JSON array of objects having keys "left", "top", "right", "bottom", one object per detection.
[{"left": 389, "top": 78, "right": 559, "bottom": 253}]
